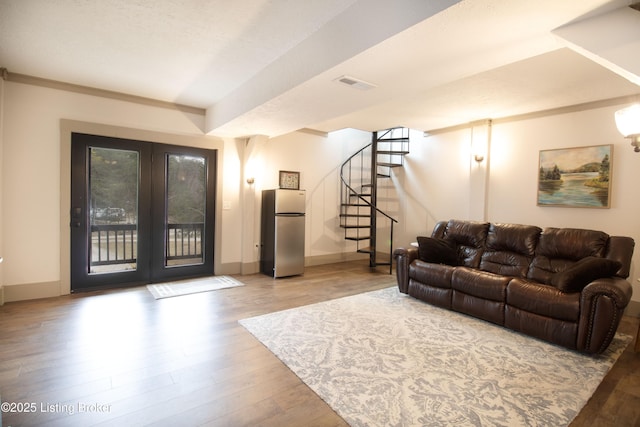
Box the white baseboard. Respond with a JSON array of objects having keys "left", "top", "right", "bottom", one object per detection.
[
  {"left": 221, "top": 253, "right": 369, "bottom": 276},
  {"left": 305, "top": 252, "right": 369, "bottom": 266},
  {"left": 2, "top": 254, "right": 370, "bottom": 302},
  {"left": 218, "top": 261, "right": 243, "bottom": 275},
  {"left": 3, "top": 281, "right": 62, "bottom": 303}
]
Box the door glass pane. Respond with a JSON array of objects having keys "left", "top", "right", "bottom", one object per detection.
[
  {"left": 89, "top": 147, "right": 139, "bottom": 274},
  {"left": 166, "top": 154, "right": 206, "bottom": 267}
]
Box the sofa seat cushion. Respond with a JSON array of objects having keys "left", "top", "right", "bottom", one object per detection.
[
  {"left": 409, "top": 260, "right": 454, "bottom": 289},
  {"left": 451, "top": 267, "right": 510, "bottom": 302},
  {"left": 550, "top": 256, "right": 622, "bottom": 293},
  {"left": 507, "top": 278, "right": 580, "bottom": 322}
]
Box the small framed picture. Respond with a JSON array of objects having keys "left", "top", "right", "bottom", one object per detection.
[{"left": 279, "top": 170, "right": 300, "bottom": 190}]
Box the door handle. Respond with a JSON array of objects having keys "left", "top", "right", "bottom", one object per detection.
[{"left": 71, "top": 207, "right": 82, "bottom": 228}]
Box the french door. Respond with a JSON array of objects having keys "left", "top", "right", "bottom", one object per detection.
[{"left": 70, "top": 133, "right": 216, "bottom": 292}]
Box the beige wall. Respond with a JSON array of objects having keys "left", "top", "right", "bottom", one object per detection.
[
  {"left": 486, "top": 106, "right": 640, "bottom": 303},
  {"left": 253, "top": 128, "right": 373, "bottom": 264},
  {"left": 379, "top": 106, "right": 639, "bottom": 303},
  {"left": 0, "top": 81, "right": 372, "bottom": 302},
  {"left": 1, "top": 80, "right": 639, "bottom": 306},
  {"left": 1, "top": 82, "right": 228, "bottom": 301}
]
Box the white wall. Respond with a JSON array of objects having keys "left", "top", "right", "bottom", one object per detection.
[
  {"left": 250, "top": 128, "right": 373, "bottom": 265},
  {"left": 1, "top": 82, "right": 230, "bottom": 301},
  {"left": 488, "top": 107, "right": 638, "bottom": 229},
  {"left": 394, "top": 127, "right": 472, "bottom": 238},
  {"left": 388, "top": 106, "right": 639, "bottom": 303},
  {"left": 0, "top": 81, "right": 378, "bottom": 302},
  {"left": 487, "top": 105, "right": 640, "bottom": 302},
  {"left": 2, "top": 80, "right": 639, "bottom": 307}
]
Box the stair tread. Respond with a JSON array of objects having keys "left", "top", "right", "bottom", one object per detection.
[
  {"left": 377, "top": 150, "right": 410, "bottom": 155},
  {"left": 357, "top": 248, "right": 373, "bottom": 254},
  {"left": 377, "top": 162, "right": 403, "bottom": 167},
  {"left": 377, "top": 137, "right": 409, "bottom": 142},
  {"left": 341, "top": 225, "right": 370, "bottom": 229},
  {"left": 345, "top": 236, "right": 371, "bottom": 241},
  {"left": 340, "top": 213, "right": 370, "bottom": 217}
]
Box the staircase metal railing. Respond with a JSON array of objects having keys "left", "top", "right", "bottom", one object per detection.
[{"left": 339, "top": 127, "right": 409, "bottom": 273}]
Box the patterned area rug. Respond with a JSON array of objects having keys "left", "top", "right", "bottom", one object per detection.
[
  {"left": 240, "top": 287, "right": 631, "bottom": 427},
  {"left": 146, "top": 275, "right": 244, "bottom": 299}
]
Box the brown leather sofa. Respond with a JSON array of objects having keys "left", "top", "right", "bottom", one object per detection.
[{"left": 393, "top": 219, "right": 635, "bottom": 354}]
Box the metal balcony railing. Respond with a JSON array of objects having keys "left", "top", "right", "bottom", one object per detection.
[{"left": 90, "top": 222, "right": 204, "bottom": 267}]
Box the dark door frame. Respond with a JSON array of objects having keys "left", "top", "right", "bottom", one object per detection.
[
  {"left": 70, "top": 133, "right": 217, "bottom": 292},
  {"left": 150, "top": 143, "right": 217, "bottom": 283}
]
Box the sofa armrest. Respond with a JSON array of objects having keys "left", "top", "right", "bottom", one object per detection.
[
  {"left": 577, "top": 277, "right": 633, "bottom": 353},
  {"left": 393, "top": 246, "right": 419, "bottom": 294},
  {"left": 581, "top": 277, "right": 633, "bottom": 307}
]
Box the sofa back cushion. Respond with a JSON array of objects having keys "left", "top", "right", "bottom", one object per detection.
[
  {"left": 480, "top": 223, "right": 542, "bottom": 278},
  {"left": 438, "top": 220, "right": 489, "bottom": 268},
  {"left": 527, "top": 227, "right": 609, "bottom": 284}
]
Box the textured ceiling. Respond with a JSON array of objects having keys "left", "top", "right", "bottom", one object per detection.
[
  {"left": 0, "top": 0, "right": 360, "bottom": 106},
  {"left": 1, "top": 0, "right": 639, "bottom": 138}
]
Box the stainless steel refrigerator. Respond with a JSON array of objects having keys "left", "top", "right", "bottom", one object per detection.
[{"left": 260, "top": 189, "right": 306, "bottom": 277}]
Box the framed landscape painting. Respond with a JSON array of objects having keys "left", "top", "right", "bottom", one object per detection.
[{"left": 537, "top": 144, "right": 612, "bottom": 208}]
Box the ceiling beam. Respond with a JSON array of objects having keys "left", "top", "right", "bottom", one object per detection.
[
  {"left": 552, "top": 4, "right": 640, "bottom": 86},
  {"left": 205, "top": 0, "right": 461, "bottom": 136}
]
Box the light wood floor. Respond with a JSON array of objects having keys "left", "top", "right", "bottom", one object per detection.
[{"left": 0, "top": 261, "right": 638, "bottom": 426}]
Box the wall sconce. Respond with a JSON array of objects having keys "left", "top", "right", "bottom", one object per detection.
[
  {"left": 470, "top": 119, "right": 491, "bottom": 164},
  {"left": 614, "top": 104, "right": 640, "bottom": 152},
  {"left": 246, "top": 177, "right": 255, "bottom": 185}
]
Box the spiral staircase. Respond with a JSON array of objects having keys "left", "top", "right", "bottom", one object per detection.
[{"left": 339, "top": 127, "right": 410, "bottom": 273}]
